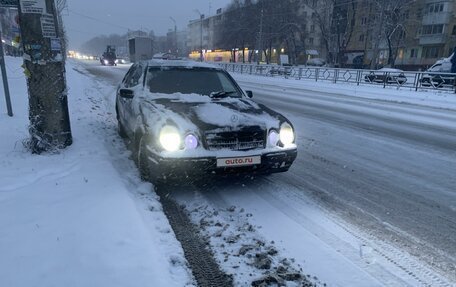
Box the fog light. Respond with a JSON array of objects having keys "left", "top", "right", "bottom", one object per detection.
[
  {"left": 268, "top": 130, "right": 279, "bottom": 147},
  {"left": 184, "top": 134, "right": 198, "bottom": 150}
]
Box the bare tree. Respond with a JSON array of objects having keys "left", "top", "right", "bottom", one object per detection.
[
  {"left": 367, "top": 0, "right": 415, "bottom": 68},
  {"left": 216, "top": 0, "right": 257, "bottom": 62},
  {"left": 312, "top": 0, "right": 357, "bottom": 66},
  {"left": 259, "top": 0, "right": 305, "bottom": 64},
  {"left": 216, "top": 0, "right": 306, "bottom": 64}
]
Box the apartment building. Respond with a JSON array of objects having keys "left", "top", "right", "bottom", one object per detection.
[
  {"left": 347, "top": 0, "right": 456, "bottom": 70},
  {"left": 184, "top": 0, "right": 456, "bottom": 68}
]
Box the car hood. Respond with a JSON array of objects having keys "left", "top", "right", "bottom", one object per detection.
[{"left": 139, "top": 93, "right": 284, "bottom": 134}]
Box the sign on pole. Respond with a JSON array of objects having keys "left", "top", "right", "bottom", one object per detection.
[
  {"left": 0, "top": 0, "right": 19, "bottom": 7},
  {"left": 19, "top": 0, "right": 45, "bottom": 13}
]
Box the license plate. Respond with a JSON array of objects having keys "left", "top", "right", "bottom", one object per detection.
[{"left": 217, "top": 156, "right": 261, "bottom": 167}]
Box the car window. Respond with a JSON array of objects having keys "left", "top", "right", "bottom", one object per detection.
[
  {"left": 146, "top": 67, "right": 241, "bottom": 97},
  {"left": 125, "top": 64, "right": 143, "bottom": 88},
  {"left": 122, "top": 64, "right": 136, "bottom": 86},
  {"left": 217, "top": 73, "right": 238, "bottom": 93}
]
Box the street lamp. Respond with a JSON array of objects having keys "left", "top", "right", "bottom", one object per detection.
[
  {"left": 194, "top": 9, "right": 204, "bottom": 61},
  {"left": 169, "top": 16, "right": 177, "bottom": 55}
]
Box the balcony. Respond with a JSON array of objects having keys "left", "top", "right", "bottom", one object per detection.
[
  {"left": 422, "top": 12, "right": 452, "bottom": 25},
  {"left": 419, "top": 34, "right": 447, "bottom": 45}
]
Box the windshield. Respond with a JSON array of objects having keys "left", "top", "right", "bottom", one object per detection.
[{"left": 146, "top": 67, "right": 241, "bottom": 97}]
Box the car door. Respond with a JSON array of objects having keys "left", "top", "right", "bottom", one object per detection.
[
  {"left": 122, "top": 63, "right": 144, "bottom": 134},
  {"left": 117, "top": 64, "right": 136, "bottom": 133}
]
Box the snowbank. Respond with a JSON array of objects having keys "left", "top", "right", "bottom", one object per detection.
[{"left": 0, "top": 57, "right": 193, "bottom": 287}]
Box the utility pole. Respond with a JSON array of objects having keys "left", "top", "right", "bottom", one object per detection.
[
  {"left": 257, "top": 8, "right": 264, "bottom": 64},
  {"left": 194, "top": 9, "right": 204, "bottom": 61},
  {"left": 18, "top": 0, "right": 72, "bottom": 153},
  {"left": 200, "top": 14, "right": 203, "bottom": 61},
  {"left": 169, "top": 16, "right": 177, "bottom": 55}
]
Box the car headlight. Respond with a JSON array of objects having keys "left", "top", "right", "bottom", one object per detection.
[
  {"left": 159, "top": 125, "right": 181, "bottom": 151},
  {"left": 103, "top": 60, "right": 109, "bottom": 64},
  {"left": 279, "top": 122, "right": 294, "bottom": 145},
  {"left": 268, "top": 130, "right": 279, "bottom": 147},
  {"left": 184, "top": 133, "right": 198, "bottom": 150}
]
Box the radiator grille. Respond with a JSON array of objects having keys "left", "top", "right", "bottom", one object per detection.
[{"left": 205, "top": 127, "right": 266, "bottom": 151}]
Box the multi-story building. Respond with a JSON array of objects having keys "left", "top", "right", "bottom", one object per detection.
[
  {"left": 187, "top": 9, "right": 225, "bottom": 60},
  {"left": 184, "top": 0, "right": 456, "bottom": 68},
  {"left": 346, "top": 0, "right": 456, "bottom": 70},
  {"left": 415, "top": 0, "right": 456, "bottom": 66}
]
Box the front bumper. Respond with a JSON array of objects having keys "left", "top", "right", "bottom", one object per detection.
[{"left": 147, "top": 149, "right": 297, "bottom": 180}]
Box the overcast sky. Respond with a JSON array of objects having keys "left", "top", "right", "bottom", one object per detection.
[{"left": 63, "top": 0, "right": 232, "bottom": 49}]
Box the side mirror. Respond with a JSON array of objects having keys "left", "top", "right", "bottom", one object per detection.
[
  {"left": 119, "top": 88, "right": 134, "bottom": 99},
  {"left": 245, "top": 90, "right": 253, "bottom": 98}
]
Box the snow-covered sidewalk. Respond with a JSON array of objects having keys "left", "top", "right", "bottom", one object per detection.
[{"left": 0, "top": 57, "right": 192, "bottom": 287}]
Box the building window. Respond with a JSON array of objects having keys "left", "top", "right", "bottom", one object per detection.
[
  {"left": 361, "top": 17, "right": 367, "bottom": 25},
  {"left": 410, "top": 49, "right": 417, "bottom": 58},
  {"left": 416, "top": 8, "right": 422, "bottom": 19},
  {"left": 310, "top": 25, "right": 315, "bottom": 32},
  {"left": 309, "top": 38, "right": 314, "bottom": 44},
  {"left": 452, "top": 25, "right": 456, "bottom": 35},
  {"left": 425, "top": 2, "right": 445, "bottom": 14},
  {"left": 422, "top": 46, "right": 441, "bottom": 58},
  {"left": 359, "top": 34, "right": 364, "bottom": 42},
  {"left": 421, "top": 24, "right": 444, "bottom": 35}
]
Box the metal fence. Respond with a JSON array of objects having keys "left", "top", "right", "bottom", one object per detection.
[{"left": 218, "top": 63, "right": 456, "bottom": 93}]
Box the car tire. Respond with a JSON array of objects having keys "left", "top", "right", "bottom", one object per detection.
[
  {"left": 116, "top": 105, "right": 127, "bottom": 138},
  {"left": 137, "top": 136, "right": 150, "bottom": 181},
  {"left": 118, "top": 120, "right": 127, "bottom": 138}
]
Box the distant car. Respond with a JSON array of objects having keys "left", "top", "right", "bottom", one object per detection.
[
  {"left": 152, "top": 53, "right": 177, "bottom": 60},
  {"left": 100, "top": 48, "right": 117, "bottom": 66},
  {"left": 268, "top": 65, "right": 292, "bottom": 76},
  {"left": 115, "top": 60, "right": 298, "bottom": 182},
  {"left": 306, "top": 58, "right": 326, "bottom": 66},
  {"left": 117, "top": 57, "right": 129, "bottom": 64},
  {"left": 364, "top": 68, "right": 407, "bottom": 85},
  {"left": 420, "top": 59, "right": 454, "bottom": 88}
]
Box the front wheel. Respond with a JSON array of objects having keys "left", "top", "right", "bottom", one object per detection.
[
  {"left": 137, "top": 136, "right": 151, "bottom": 181},
  {"left": 117, "top": 120, "right": 127, "bottom": 138}
]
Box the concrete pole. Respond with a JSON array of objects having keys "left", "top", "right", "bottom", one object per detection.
[{"left": 18, "top": 0, "right": 72, "bottom": 153}]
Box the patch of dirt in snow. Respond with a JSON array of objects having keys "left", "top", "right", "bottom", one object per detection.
[{"left": 186, "top": 204, "right": 325, "bottom": 286}]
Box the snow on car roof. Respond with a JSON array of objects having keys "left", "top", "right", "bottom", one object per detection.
[
  {"left": 377, "top": 68, "right": 403, "bottom": 72},
  {"left": 144, "top": 59, "right": 222, "bottom": 70}
]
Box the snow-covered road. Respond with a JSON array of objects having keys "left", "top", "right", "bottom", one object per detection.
[
  {"left": 77, "top": 60, "right": 455, "bottom": 286},
  {"left": 232, "top": 76, "right": 456, "bottom": 282}
]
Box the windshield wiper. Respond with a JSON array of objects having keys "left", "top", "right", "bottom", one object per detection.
[{"left": 209, "top": 90, "right": 237, "bottom": 98}]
